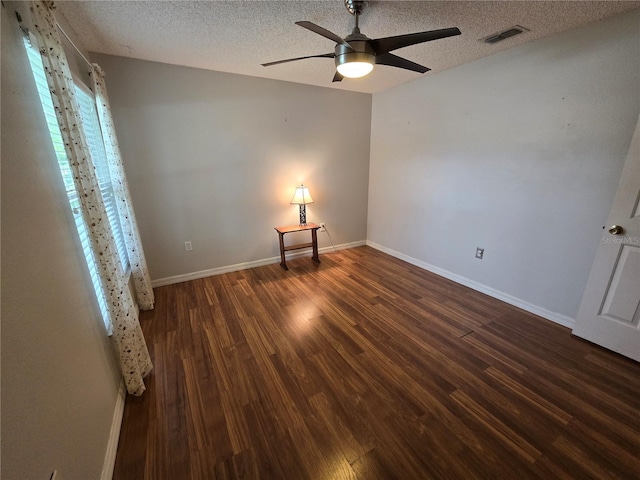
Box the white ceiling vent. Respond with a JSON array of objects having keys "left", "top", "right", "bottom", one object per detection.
[{"left": 481, "top": 25, "right": 529, "bottom": 44}]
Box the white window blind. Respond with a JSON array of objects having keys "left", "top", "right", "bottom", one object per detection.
[
  {"left": 23, "top": 34, "right": 118, "bottom": 332},
  {"left": 74, "top": 84, "right": 129, "bottom": 272}
]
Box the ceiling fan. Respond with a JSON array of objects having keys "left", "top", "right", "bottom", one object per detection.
[{"left": 262, "top": 0, "right": 461, "bottom": 82}]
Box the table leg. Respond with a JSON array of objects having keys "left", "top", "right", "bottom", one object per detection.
[
  {"left": 311, "top": 228, "right": 320, "bottom": 264},
  {"left": 278, "top": 232, "right": 288, "bottom": 270}
]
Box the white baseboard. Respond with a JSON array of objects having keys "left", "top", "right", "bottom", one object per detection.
[
  {"left": 101, "top": 380, "right": 126, "bottom": 480},
  {"left": 151, "top": 240, "right": 366, "bottom": 288},
  {"left": 366, "top": 240, "right": 575, "bottom": 329}
]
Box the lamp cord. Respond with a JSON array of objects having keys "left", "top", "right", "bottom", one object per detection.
[{"left": 323, "top": 226, "right": 338, "bottom": 253}]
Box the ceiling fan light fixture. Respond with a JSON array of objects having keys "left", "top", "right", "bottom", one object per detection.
[
  {"left": 337, "top": 61, "right": 374, "bottom": 78},
  {"left": 335, "top": 48, "right": 375, "bottom": 78}
]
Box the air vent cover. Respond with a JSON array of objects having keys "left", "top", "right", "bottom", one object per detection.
[{"left": 482, "top": 25, "right": 528, "bottom": 44}]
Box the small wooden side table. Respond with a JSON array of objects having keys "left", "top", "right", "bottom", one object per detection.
[{"left": 274, "top": 223, "right": 321, "bottom": 270}]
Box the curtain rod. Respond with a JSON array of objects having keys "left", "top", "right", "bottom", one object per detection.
[
  {"left": 56, "top": 22, "right": 94, "bottom": 72},
  {"left": 14, "top": 5, "right": 93, "bottom": 72}
]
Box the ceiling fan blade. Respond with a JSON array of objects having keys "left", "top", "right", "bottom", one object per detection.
[
  {"left": 262, "top": 53, "right": 334, "bottom": 67},
  {"left": 332, "top": 71, "right": 344, "bottom": 82},
  {"left": 296, "top": 21, "right": 352, "bottom": 49},
  {"left": 375, "top": 53, "right": 430, "bottom": 73},
  {"left": 371, "top": 27, "right": 461, "bottom": 55}
]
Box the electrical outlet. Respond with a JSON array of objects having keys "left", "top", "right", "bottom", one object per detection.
[
  {"left": 184, "top": 241, "right": 193, "bottom": 251},
  {"left": 475, "top": 247, "right": 484, "bottom": 259},
  {"left": 319, "top": 222, "right": 326, "bottom": 232}
]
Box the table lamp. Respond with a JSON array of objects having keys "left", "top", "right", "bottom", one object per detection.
[{"left": 290, "top": 184, "right": 313, "bottom": 226}]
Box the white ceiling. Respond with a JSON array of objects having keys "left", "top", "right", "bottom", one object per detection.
[{"left": 57, "top": 1, "right": 640, "bottom": 94}]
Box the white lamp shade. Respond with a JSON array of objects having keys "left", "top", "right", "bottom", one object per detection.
[
  {"left": 336, "top": 62, "right": 374, "bottom": 79},
  {"left": 290, "top": 185, "right": 314, "bottom": 205}
]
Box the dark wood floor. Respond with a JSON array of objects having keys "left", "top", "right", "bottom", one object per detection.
[{"left": 113, "top": 246, "right": 640, "bottom": 480}]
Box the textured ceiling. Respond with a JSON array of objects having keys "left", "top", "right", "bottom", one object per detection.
[{"left": 57, "top": 1, "right": 640, "bottom": 94}]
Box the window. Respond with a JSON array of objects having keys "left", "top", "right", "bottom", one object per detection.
[
  {"left": 74, "top": 83, "right": 129, "bottom": 272},
  {"left": 24, "top": 34, "right": 128, "bottom": 333}
]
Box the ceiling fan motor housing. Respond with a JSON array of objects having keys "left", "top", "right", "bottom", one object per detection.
[{"left": 335, "top": 40, "right": 375, "bottom": 69}]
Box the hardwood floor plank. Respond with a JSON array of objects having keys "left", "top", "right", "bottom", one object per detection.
[
  {"left": 113, "top": 246, "right": 640, "bottom": 479},
  {"left": 567, "top": 417, "right": 640, "bottom": 476},
  {"left": 584, "top": 349, "right": 640, "bottom": 385},
  {"left": 240, "top": 400, "right": 290, "bottom": 479},
  {"left": 308, "top": 391, "right": 373, "bottom": 464},
  {"left": 484, "top": 366, "right": 573, "bottom": 426},
  {"left": 305, "top": 352, "right": 378, "bottom": 448},
  {"left": 351, "top": 448, "right": 404, "bottom": 480},
  {"left": 520, "top": 367, "right": 640, "bottom": 449},
  {"left": 219, "top": 389, "right": 251, "bottom": 455},
  {"left": 228, "top": 448, "right": 261, "bottom": 480},
  {"left": 450, "top": 389, "right": 542, "bottom": 464},
  {"left": 237, "top": 315, "right": 276, "bottom": 365},
  {"left": 550, "top": 434, "right": 628, "bottom": 480},
  {"left": 461, "top": 333, "right": 529, "bottom": 374}
]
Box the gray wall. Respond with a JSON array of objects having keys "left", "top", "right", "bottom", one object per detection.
[
  {"left": 1, "top": 3, "right": 121, "bottom": 479},
  {"left": 368, "top": 9, "right": 640, "bottom": 321},
  {"left": 92, "top": 54, "right": 372, "bottom": 282}
]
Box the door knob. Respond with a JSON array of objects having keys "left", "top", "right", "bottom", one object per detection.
[{"left": 608, "top": 225, "right": 624, "bottom": 235}]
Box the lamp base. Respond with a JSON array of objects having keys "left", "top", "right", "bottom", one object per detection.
[{"left": 299, "top": 204, "right": 307, "bottom": 226}]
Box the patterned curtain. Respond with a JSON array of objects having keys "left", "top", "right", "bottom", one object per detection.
[
  {"left": 92, "top": 65, "right": 155, "bottom": 311},
  {"left": 31, "top": 1, "right": 152, "bottom": 396}
]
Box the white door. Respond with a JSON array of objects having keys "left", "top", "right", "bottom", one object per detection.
[{"left": 573, "top": 116, "right": 640, "bottom": 361}]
